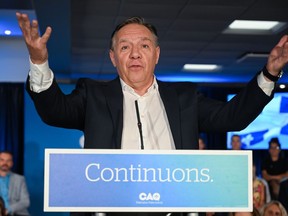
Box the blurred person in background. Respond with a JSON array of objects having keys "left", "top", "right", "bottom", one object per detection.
[
  {"left": 253, "top": 163, "right": 270, "bottom": 210},
  {"left": 231, "top": 135, "right": 242, "bottom": 150},
  {"left": 0, "top": 151, "right": 30, "bottom": 216},
  {"left": 261, "top": 138, "right": 288, "bottom": 200},
  {"left": 260, "top": 200, "right": 287, "bottom": 216},
  {"left": 198, "top": 137, "right": 206, "bottom": 150}
]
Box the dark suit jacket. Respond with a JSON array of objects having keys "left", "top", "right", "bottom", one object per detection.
[{"left": 26, "top": 74, "right": 273, "bottom": 150}]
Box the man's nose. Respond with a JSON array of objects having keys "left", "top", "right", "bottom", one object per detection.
[{"left": 130, "top": 46, "right": 141, "bottom": 59}]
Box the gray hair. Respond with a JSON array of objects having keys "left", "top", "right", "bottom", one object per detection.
[{"left": 110, "top": 16, "right": 159, "bottom": 50}]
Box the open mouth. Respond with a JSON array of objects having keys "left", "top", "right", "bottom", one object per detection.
[
  {"left": 129, "top": 65, "right": 143, "bottom": 70},
  {"left": 129, "top": 64, "right": 142, "bottom": 67}
]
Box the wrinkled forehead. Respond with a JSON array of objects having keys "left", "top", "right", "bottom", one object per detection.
[{"left": 117, "top": 36, "right": 154, "bottom": 45}]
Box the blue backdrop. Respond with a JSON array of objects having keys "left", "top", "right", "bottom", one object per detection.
[{"left": 24, "top": 84, "right": 83, "bottom": 216}]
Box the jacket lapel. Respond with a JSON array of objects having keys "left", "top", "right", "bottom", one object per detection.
[
  {"left": 103, "top": 77, "right": 123, "bottom": 149},
  {"left": 158, "top": 81, "right": 182, "bottom": 149}
]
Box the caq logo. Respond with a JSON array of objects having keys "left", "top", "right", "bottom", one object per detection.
[{"left": 139, "top": 192, "right": 160, "bottom": 201}]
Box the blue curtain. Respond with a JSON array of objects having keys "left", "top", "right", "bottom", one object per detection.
[{"left": 0, "top": 83, "right": 24, "bottom": 174}]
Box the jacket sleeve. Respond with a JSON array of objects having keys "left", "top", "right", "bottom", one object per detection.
[
  {"left": 198, "top": 73, "right": 274, "bottom": 132},
  {"left": 26, "top": 76, "right": 87, "bottom": 130},
  {"left": 9, "top": 174, "right": 30, "bottom": 215}
]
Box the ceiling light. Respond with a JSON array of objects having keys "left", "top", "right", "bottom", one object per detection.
[
  {"left": 223, "top": 20, "right": 287, "bottom": 35},
  {"left": 0, "top": 9, "right": 37, "bottom": 37},
  {"left": 183, "top": 64, "right": 220, "bottom": 71},
  {"left": 279, "top": 84, "right": 286, "bottom": 89},
  {"left": 229, "top": 20, "right": 279, "bottom": 30},
  {"left": 4, "top": 30, "right": 11, "bottom": 35}
]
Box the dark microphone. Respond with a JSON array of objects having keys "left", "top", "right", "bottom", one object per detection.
[{"left": 135, "top": 100, "right": 144, "bottom": 150}]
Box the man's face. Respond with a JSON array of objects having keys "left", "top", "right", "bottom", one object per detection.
[
  {"left": 0, "top": 153, "right": 13, "bottom": 173},
  {"left": 109, "top": 23, "right": 160, "bottom": 92},
  {"left": 231, "top": 136, "right": 242, "bottom": 150}
]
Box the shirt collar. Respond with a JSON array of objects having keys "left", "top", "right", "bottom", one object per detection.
[{"left": 120, "top": 76, "right": 158, "bottom": 96}]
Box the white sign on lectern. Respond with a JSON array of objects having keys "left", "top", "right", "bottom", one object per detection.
[{"left": 44, "top": 149, "right": 252, "bottom": 212}]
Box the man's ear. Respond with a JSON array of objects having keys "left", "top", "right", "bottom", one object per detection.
[
  {"left": 155, "top": 46, "right": 160, "bottom": 64},
  {"left": 109, "top": 49, "right": 116, "bottom": 67}
]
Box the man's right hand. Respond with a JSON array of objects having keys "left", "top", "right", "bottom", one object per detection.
[{"left": 16, "top": 12, "right": 52, "bottom": 65}]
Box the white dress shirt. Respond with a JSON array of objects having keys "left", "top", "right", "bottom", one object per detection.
[{"left": 120, "top": 78, "right": 175, "bottom": 150}]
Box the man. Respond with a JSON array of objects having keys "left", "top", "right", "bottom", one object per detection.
[
  {"left": 230, "top": 135, "right": 242, "bottom": 150},
  {"left": 16, "top": 12, "right": 288, "bottom": 216},
  {"left": 0, "top": 151, "right": 30, "bottom": 216}
]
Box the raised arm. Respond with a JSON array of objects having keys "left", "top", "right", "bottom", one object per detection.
[{"left": 16, "top": 12, "right": 52, "bottom": 64}]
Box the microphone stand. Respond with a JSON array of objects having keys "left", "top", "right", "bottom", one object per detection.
[{"left": 135, "top": 100, "right": 144, "bottom": 150}]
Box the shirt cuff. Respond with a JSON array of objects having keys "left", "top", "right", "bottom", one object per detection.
[
  {"left": 29, "top": 57, "right": 54, "bottom": 93},
  {"left": 257, "top": 72, "right": 274, "bottom": 96}
]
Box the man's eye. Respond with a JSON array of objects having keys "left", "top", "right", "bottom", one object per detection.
[
  {"left": 142, "top": 44, "right": 149, "bottom": 48},
  {"left": 121, "top": 46, "right": 128, "bottom": 50}
]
